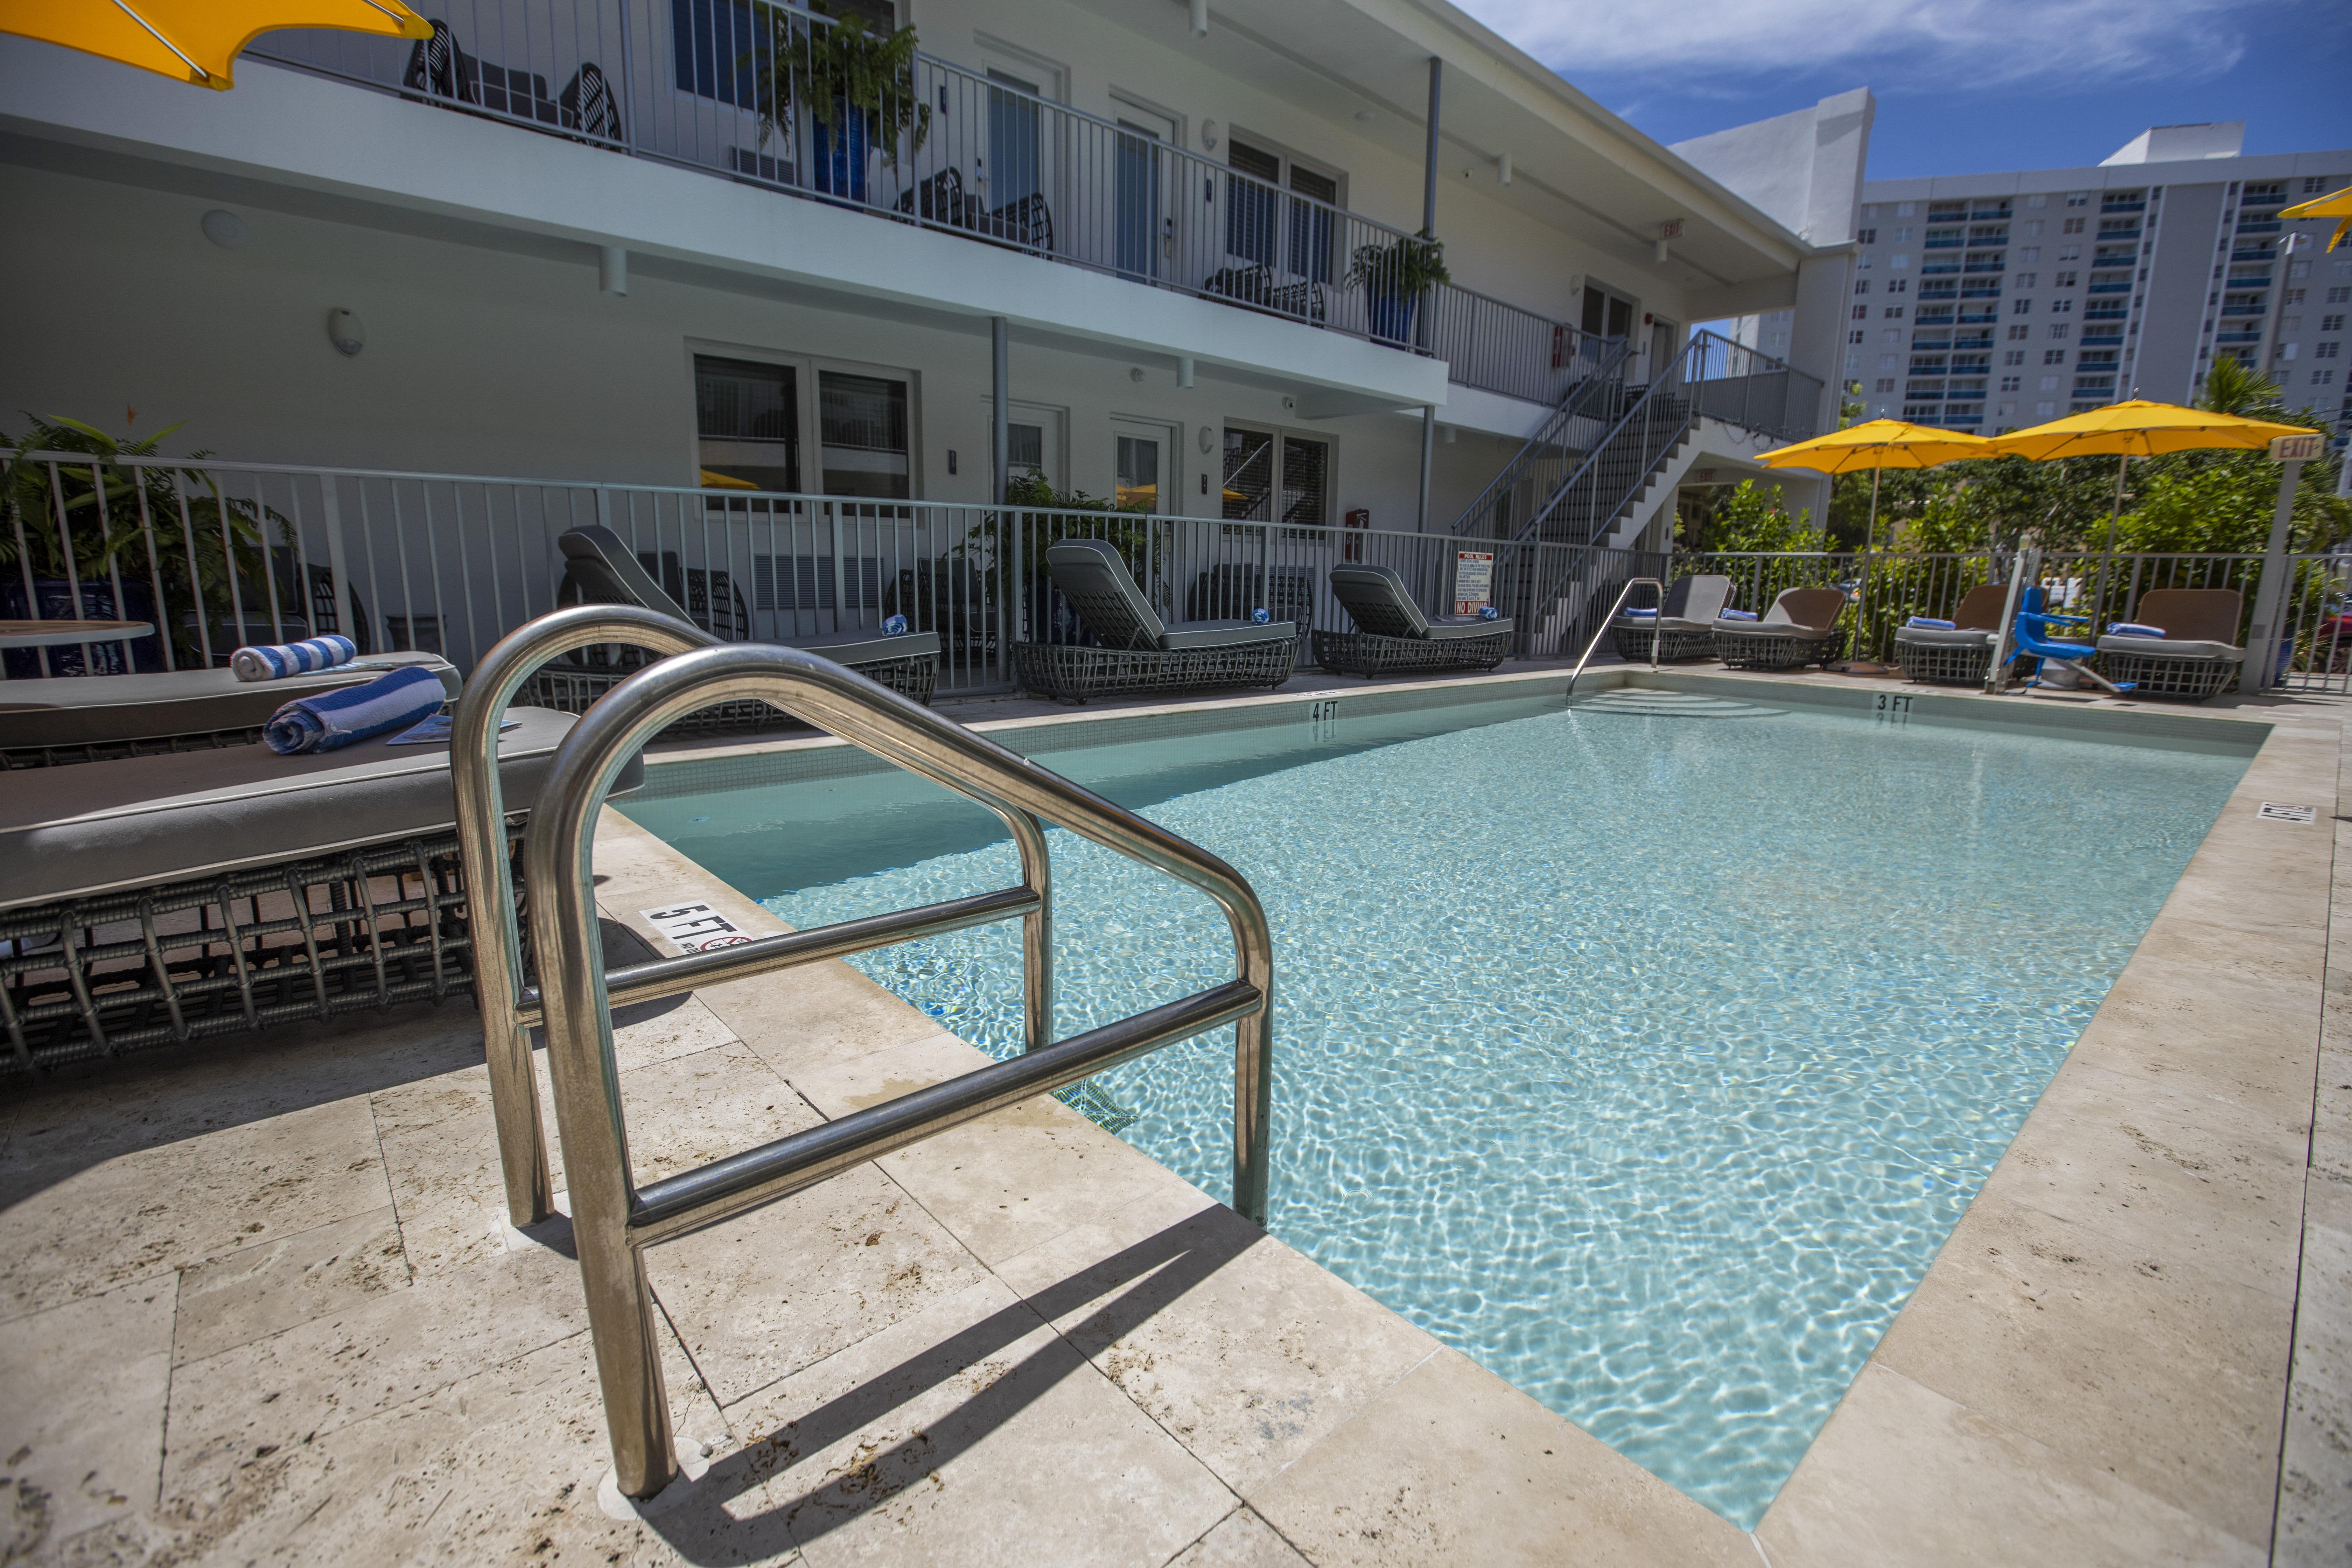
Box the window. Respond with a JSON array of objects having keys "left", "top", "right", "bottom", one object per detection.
[
  {"left": 1885, "top": 307, "right": 1905, "bottom": 319},
  {"left": 1856, "top": 227, "right": 1878, "bottom": 244},
  {"left": 1852, "top": 304, "right": 1869, "bottom": 321},
  {"left": 2284, "top": 316, "right": 2303, "bottom": 333},
  {"left": 2062, "top": 217, "right": 2085, "bottom": 234},
  {"left": 2330, "top": 287, "right": 2352, "bottom": 304},
  {"left": 1856, "top": 255, "right": 1872, "bottom": 270},
  {"left": 2035, "top": 401, "right": 2056, "bottom": 416},
  {"left": 2050, "top": 324, "right": 2070, "bottom": 340},
  {"left": 2306, "top": 177, "right": 2332, "bottom": 194},
  {"left": 1848, "top": 328, "right": 1865, "bottom": 343},
  {"left": 2058, "top": 246, "right": 2081, "bottom": 262},
  {"left": 2039, "top": 376, "right": 2060, "bottom": 392},
  {"left": 1222, "top": 427, "right": 1329, "bottom": 530},
  {"left": 2051, "top": 298, "right": 2073, "bottom": 314},
  {"left": 2044, "top": 349, "right": 2066, "bottom": 364},
  {"left": 2318, "top": 342, "right": 2343, "bottom": 360},
  {"left": 2012, "top": 298, "right": 2033, "bottom": 314},
  {"left": 1875, "top": 378, "right": 1896, "bottom": 393},
  {"left": 2000, "top": 376, "right": 2021, "bottom": 392},
  {"left": 1855, "top": 279, "right": 1871, "bottom": 295},
  {"left": 2026, "top": 194, "right": 2047, "bottom": 209},
  {"left": 1883, "top": 329, "right": 1902, "bottom": 344},
  {"left": 2065, "top": 193, "right": 2088, "bottom": 208},
  {"left": 2003, "top": 350, "right": 2024, "bottom": 365},
  {"left": 2325, "top": 315, "right": 2347, "bottom": 332},
  {"left": 2287, "top": 289, "right": 2308, "bottom": 305},
  {"left": 695, "top": 355, "right": 799, "bottom": 491},
  {"left": 1115, "top": 433, "right": 1161, "bottom": 512},
  {"left": 2054, "top": 271, "right": 2077, "bottom": 288},
  {"left": 1890, "top": 253, "right": 1910, "bottom": 269},
  {"left": 1880, "top": 354, "right": 1900, "bottom": 370},
  {"left": 1225, "top": 138, "right": 1344, "bottom": 281},
  {"left": 818, "top": 371, "right": 910, "bottom": 498},
  {"left": 1889, "top": 279, "right": 1909, "bottom": 294},
  {"left": 1895, "top": 204, "right": 1914, "bottom": 219},
  {"left": 2316, "top": 370, "right": 2338, "bottom": 386},
  {"left": 2007, "top": 324, "right": 2030, "bottom": 340}
]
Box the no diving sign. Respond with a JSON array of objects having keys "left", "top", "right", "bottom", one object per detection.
[
  {"left": 2258, "top": 802, "right": 2318, "bottom": 825},
  {"left": 642, "top": 902, "right": 755, "bottom": 951}
]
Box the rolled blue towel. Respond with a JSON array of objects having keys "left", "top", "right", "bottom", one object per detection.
[
  {"left": 1906, "top": 616, "right": 1956, "bottom": 630},
  {"left": 2106, "top": 621, "right": 2165, "bottom": 638},
  {"left": 1719, "top": 608, "right": 1759, "bottom": 622},
  {"left": 882, "top": 613, "right": 909, "bottom": 636},
  {"left": 1477, "top": 604, "right": 1501, "bottom": 621},
  {"left": 232, "top": 634, "right": 357, "bottom": 682},
  {"left": 1620, "top": 607, "right": 1659, "bottom": 619},
  {"left": 1251, "top": 607, "right": 1271, "bottom": 624},
  {"left": 265, "top": 665, "right": 446, "bottom": 755}
]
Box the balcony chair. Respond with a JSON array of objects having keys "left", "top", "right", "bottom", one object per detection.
[
  {"left": 1314, "top": 565, "right": 1512, "bottom": 678},
  {"left": 532, "top": 526, "right": 939, "bottom": 732},
  {"left": 0, "top": 704, "right": 637, "bottom": 1076},
  {"left": 1610, "top": 574, "right": 1731, "bottom": 662},
  {"left": 2093, "top": 587, "right": 2245, "bottom": 701},
  {"left": 1018, "top": 538, "right": 1297, "bottom": 703},
  {"left": 1892, "top": 583, "right": 2011, "bottom": 686},
  {"left": 1711, "top": 586, "right": 1848, "bottom": 671}
]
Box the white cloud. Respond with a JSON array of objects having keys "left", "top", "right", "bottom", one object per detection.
[{"left": 1453, "top": 0, "right": 2259, "bottom": 87}]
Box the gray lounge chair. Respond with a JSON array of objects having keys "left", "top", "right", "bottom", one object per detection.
[
  {"left": 0, "top": 708, "right": 641, "bottom": 1074},
  {"left": 1892, "top": 583, "right": 2009, "bottom": 686},
  {"left": 1018, "top": 538, "right": 1298, "bottom": 702},
  {"left": 1610, "top": 574, "right": 1730, "bottom": 663},
  {"left": 0, "top": 652, "right": 460, "bottom": 768},
  {"left": 1712, "top": 586, "right": 1848, "bottom": 670},
  {"left": 2095, "top": 588, "right": 2245, "bottom": 701},
  {"left": 1314, "top": 565, "right": 1513, "bottom": 677},
  {"left": 533, "top": 525, "right": 942, "bottom": 728}
]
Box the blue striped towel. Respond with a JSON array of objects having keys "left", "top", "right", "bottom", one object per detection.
[
  {"left": 265, "top": 665, "right": 446, "bottom": 755},
  {"left": 1720, "top": 608, "right": 1759, "bottom": 622},
  {"left": 1906, "top": 616, "right": 1956, "bottom": 629},
  {"left": 1620, "top": 607, "right": 1658, "bottom": 618},
  {"left": 2106, "top": 622, "right": 2165, "bottom": 637},
  {"left": 233, "top": 634, "right": 357, "bottom": 682}
]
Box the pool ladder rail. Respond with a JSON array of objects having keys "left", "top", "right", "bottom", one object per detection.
[
  {"left": 452, "top": 606, "right": 1276, "bottom": 1501},
  {"left": 1564, "top": 577, "right": 1665, "bottom": 695}
]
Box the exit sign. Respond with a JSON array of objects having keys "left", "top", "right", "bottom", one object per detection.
[{"left": 2270, "top": 433, "right": 2326, "bottom": 462}]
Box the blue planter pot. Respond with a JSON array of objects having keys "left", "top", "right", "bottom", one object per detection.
[
  {"left": 1366, "top": 289, "right": 1418, "bottom": 344},
  {"left": 812, "top": 102, "right": 869, "bottom": 204}
]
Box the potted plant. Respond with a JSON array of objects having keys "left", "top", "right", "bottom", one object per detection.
[
  {"left": 752, "top": 9, "right": 928, "bottom": 205},
  {"left": 1345, "top": 231, "right": 1450, "bottom": 344}
]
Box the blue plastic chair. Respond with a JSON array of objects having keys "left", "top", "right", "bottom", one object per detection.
[{"left": 2011, "top": 586, "right": 2133, "bottom": 694}]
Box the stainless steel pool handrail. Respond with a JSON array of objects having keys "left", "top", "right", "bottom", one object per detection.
[
  {"left": 455, "top": 606, "right": 1057, "bottom": 1228},
  {"left": 1564, "top": 577, "right": 1665, "bottom": 695},
  {"left": 522, "top": 643, "right": 1275, "bottom": 1500}
]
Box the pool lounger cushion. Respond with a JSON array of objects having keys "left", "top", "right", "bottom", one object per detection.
[
  {"left": 0, "top": 653, "right": 460, "bottom": 765},
  {"left": 1316, "top": 564, "right": 1513, "bottom": 677},
  {"left": 1611, "top": 574, "right": 1731, "bottom": 662},
  {"left": 2092, "top": 588, "right": 2244, "bottom": 701},
  {"left": 1892, "top": 583, "right": 2010, "bottom": 686},
  {"left": 1025, "top": 539, "right": 1298, "bottom": 701},
  {"left": 1712, "top": 587, "right": 1848, "bottom": 670},
  {"left": 0, "top": 706, "right": 634, "bottom": 910}
]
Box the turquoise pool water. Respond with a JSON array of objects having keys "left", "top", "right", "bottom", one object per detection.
[{"left": 621, "top": 692, "right": 2252, "bottom": 1526}]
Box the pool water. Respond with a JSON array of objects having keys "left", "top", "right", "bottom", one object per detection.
[{"left": 621, "top": 693, "right": 2250, "bottom": 1526}]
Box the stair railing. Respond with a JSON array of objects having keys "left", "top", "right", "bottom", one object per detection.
[
  {"left": 509, "top": 641, "right": 1275, "bottom": 1500},
  {"left": 1448, "top": 336, "right": 1635, "bottom": 539}
]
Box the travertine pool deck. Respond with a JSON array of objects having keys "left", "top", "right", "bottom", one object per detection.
[{"left": 2, "top": 662, "right": 2346, "bottom": 1565}]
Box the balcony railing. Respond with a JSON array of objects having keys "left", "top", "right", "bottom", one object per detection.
[{"left": 250, "top": 0, "right": 1599, "bottom": 407}]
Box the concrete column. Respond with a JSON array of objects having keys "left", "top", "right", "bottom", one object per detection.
[
  {"left": 1418, "top": 407, "right": 1437, "bottom": 530},
  {"left": 1418, "top": 57, "right": 1441, "bottom": 528},
  {"left": 992, "top": 316, "right": 1010, "bottom": 503}
]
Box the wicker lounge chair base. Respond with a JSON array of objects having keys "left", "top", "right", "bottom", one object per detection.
[
  {"left": 528, "top": 648, "right": 939, "bottom": 736},
  {"left": 1609, "top": 625, "right": 1716, "bottom": 663},
  {"left": 1, "top": 826, "right": 516, "bottom": 1075},
  {"left": 1312, "top": 627, "right": 1511, "bottom": 677},
  {"left": 1714, "top": 631, "right": 1843, "bottom": 671},
  {"left": 3, "top": 724, "right": 266, "bottom": 771},
  {"left": 1015, "top": 638, "right": 1298, "bottom": 703},
  {"left": 1893, "top": 640, "right": 1994, "bottom": 685},
  {"left": 2096, "top": 651, "right": 2237, "bottom": 701}
]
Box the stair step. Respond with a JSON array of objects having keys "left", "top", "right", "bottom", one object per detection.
[{"left": 1567, "top": 689, "right": 1785, "bottom": 719}]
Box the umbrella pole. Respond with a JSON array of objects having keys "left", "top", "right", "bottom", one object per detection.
[
  {"left": 2095, "top": 454, "right": 2127, "bottom": 638},
  {"left": 1832, "top": 465, "right": 1883, "bottom": 673}
]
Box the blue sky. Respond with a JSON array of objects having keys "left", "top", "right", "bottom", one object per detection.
[{"left": 1454, "top": 0, "right": 2352, "bottom": 180}]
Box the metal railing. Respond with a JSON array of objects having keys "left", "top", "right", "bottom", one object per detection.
[
  {"left": 246, "top": 0, "right": 1594, "bottom": 401},
  {"left": 1563, "top": 576, "right": 1662, "bottom": 693},
  {"left": 505, "top": 639, "right": 1274, "bottom": 1498},
  {"left": 1447, "top": 336, "right": 1636, "bottom": 541}
]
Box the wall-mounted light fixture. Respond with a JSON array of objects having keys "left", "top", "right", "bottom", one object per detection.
[
  {"left": 201, "top": 209, "right": 248, "bottom": 249},
  {"left": 1189, "top": 0, "right": 1208, "bottom": 37},
  {"left": 599, "top": 245, "right": 628, "bottom": 297},
  {"left": 1201, "top": 119, "right": 1218, "bottom": 152},
  {"left": 327, "top": 308, "right": 365, "bottom": 357},
  {"left": 1497, "top": 151, "right": 1513, "bottom": 187}
]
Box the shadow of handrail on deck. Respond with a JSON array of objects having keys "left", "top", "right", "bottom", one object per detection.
[{"left": 642, "top": 1201, "right": 1265, "bottom": 1562}]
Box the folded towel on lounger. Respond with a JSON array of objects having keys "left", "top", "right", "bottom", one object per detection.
[
  {"left": 264, "top": 665, "right": 446, "bottom": 755},
  {"left": 1719, "top": 609, "right": 1759, "bottom": 622},
  {"left": 232, "top": 634, "right": 358, "bottom": 682},
  {"left": 1906, "top": 616, "right": 1956, "bottom": 629},
  {"left": 2106, "top": 622, "right": 2165, "bottom": 638},
  {"left": 1621, "top": 607, "right": 1659, "bottom": 618}
]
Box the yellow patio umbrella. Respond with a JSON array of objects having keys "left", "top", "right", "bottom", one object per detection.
[
  {"left": 0, "top": 0, "right": 430, "bottom": 91},
  {"left": 2282, "top": 183, "right": 2352, "bottom": 252},
  {"left": 1987, "top": 399, "right": 2320, "bottom": 555},
  {"left": 699, "top": 469, "right": 760, "bottom": 491}
]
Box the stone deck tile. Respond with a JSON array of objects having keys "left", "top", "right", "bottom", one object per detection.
[
  {"left": 172, "top": 1205, "right": 410, "bottom": 1365},
  {"left": 0, "top": 1273, "right": 175, "bottom": 1549},
  {"left": 1166, "top": 1507, "right": 1313, "bottom": 1567}
]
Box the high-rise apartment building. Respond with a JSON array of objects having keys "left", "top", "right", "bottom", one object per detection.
[{"left": 1847, "top": 124, "right": 2351, "bottom": 440}]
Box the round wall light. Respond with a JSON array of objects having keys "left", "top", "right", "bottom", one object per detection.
[
  {"left": 327, "top": 308, "right": 365, "bottom": 357},
  {"left": 201, "top": 209, "right": 248, "bottom": 249}
]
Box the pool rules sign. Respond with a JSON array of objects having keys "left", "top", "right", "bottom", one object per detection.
[{"left": 1454, "top": 551, "right": 1495, "bottom": 616}]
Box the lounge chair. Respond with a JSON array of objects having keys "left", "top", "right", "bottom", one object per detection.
[
  {"left": 533, "top": 526, "right": 941, "bottom": 729},
  {"left": 0, "top": 707, "right": 640, "bottom": 1074},
  {"left": 1610, "top": 574, "right": 1731, "bottom": 663},
  {"left": 1711, "top": 586, "right": 1848, "bottom": 670},
  {"left": 1017, "top": 538, "right": 1298, "bottom": 702},
  {"left": 2095, "top": 588, "right": 2245, "bottom": 701},
  {"left": 1313, "top": 565, "right": 1513, "bottom": 677},
  {"left": 1892, "top": 583, "right": 2009, "bottom": 686},
  {"left": 0, "top": 652, "right": 459, "bottom": 768}
]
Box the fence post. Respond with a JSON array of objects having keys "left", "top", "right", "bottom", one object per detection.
[
  {"left": 2245, "top": 457, "right": 2305, "bottom": 693},
  {"left": 320, "top": 477, "right": 360, "bottom": 649}
]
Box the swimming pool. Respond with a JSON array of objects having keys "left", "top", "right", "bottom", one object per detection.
[{"left": 620, "top": 682, "right": 2255, "bottom": 1526}]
